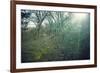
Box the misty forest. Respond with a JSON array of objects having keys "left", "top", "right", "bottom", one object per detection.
[{"left": 21, "top": 9, "right": 90, "bottom": 63}]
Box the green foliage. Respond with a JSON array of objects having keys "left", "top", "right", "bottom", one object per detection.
[{"left": 21, "top": 10, "right": 90, "bottom": 63}]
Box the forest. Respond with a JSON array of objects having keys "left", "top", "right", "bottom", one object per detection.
[{"left": 21, "top": 9, "right": 90, "bottom": 63}]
